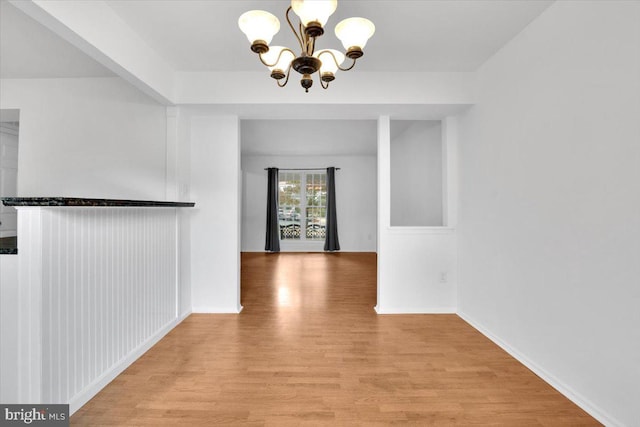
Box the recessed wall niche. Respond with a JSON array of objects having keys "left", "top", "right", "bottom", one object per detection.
[
  {"left": 390, "top": 120, "right": 443, "bottom": 227},
  {"left": 0, "top": 109, "right": 20, "bottom": 247}
]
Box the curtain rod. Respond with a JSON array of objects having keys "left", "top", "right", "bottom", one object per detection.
[{"left": 264, "top": 168, "right": 340, "bottom": 171}]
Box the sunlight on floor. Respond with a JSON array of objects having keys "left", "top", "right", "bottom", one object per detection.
[
  {"left": 277, "top": 286, "right": 290, "bottom": 306},
  {"left": 272, "top": 253, "right": 329, "bottom": 312}
]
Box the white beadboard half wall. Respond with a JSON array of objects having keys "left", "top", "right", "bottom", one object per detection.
[
  {"left": 0, "top": 252, "right": 19, "bottom": 401},
  {"left": 4, "top": 206, "right": 191, "bottom": 414}
]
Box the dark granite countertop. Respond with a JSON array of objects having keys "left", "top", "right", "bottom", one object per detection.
[
  {"left": 1, "top": 197, "right": 195, "bottom": 208},
  {"left": 0, "top": 198, "right": 194, "bottom": 254}
]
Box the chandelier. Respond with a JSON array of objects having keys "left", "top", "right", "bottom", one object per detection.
[{"left": 238, "top": 0, "right": 375, "bottom": 93}]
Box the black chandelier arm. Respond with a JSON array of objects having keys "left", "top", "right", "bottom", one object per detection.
[
  {"left": 258, "top": 47, "right": 297, "bottom": 68},
  {"left": 315, "top": 50, "right": 359, "bottom": 72},
  {"left": 320, "top": 78, "right": 330, "bottom": 90},
  {"left": 285, "top": 6, "right": 305, "bottom": 51},
  {"left": 276, "top": 64, "right": 293, "bottom": 88}
]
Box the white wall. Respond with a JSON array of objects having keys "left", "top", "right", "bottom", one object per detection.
[
  {"left": 456, "top": 2, "right": 640, "bottom": 426},
  {"left": 391, "top": 120, "right": 443, "bottom": 226},
  {"left": 176, "top": 71, "right": 475, "bottom": 106},
  {"left": 377, "top": 117, "right": 457, "bottom": 314},
  {"left": 189, "top": 114, "right": 242, "bottom": 313},
  {"left": 0, "top": 77, "right": 167, "bottom": 199},
  {"left": 241, "top": 154, "right": 377, "bottom": 252}
]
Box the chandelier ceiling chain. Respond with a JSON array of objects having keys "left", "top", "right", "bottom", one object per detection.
[{"left": 238, "top": 0, "right": 375, "bottom": 93}]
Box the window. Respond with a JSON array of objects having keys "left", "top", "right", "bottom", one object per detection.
[{"left": 279, "top": 172, "right": 327, "bottom": 241}]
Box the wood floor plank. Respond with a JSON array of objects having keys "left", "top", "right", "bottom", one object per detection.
[{"left": 71, "top": 252, "right": 599, "bottom": 426}]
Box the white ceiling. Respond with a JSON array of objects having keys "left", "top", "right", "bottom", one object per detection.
[
  {"left": 106, "top": 0, "right": 552, "bottom": 72},
  {"left": 0, "top": 0, "right": 553, "bottom": 79},
  {"left": 0, "top": 0, "right": 113, "bottom": 78},
  {"left": 0, "top": 1, "right": 553, "bottom": 155},
  {"left": 241, "top": 119, "right": 377, "bottom": 155},
  {"left": 0, "top": 1, "right": 552, "bottom": 154}
]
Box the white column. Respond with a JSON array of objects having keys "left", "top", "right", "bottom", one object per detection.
[
  {"left": 190, "top": 115, "right": 242, "bottom": 313},
  {"left": 166, "top": 107, "right": 181, "bottom": 317},
  {"left": 165, "top": 107, "right": 179, "bottom": 201},
  {"left": 375, "top": 116, "right": 391, "bottom": 313}
]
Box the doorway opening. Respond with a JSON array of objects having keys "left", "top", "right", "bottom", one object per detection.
[{"left": 239, "top": 119, "right": 378, "bottom": 310}]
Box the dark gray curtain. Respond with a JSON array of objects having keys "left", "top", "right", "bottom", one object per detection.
[
  {"left": 265, "top": 167, "right": 280, "bottom": 252},
  {"left": 324, "top": 167, "right": 340, "bottom": 251}
]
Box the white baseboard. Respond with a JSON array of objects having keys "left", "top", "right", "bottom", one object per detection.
[
  {"left": 375, "top": 305, "right": 456, "bottom": 314},
  {"left": 241, "top": 250, "right": 377, "bottom": 254},
  {"left": 192, "top": 305, "right": 243, "bottom": 314},
  {"left": 178, "top": 310, "right": 192, "bottom": 323},
  {"left": 68, "top": 313, "right": 190, "bottom": 415},
  {"left": 457, "top": 311, "right": 622, "bottom": 427}
]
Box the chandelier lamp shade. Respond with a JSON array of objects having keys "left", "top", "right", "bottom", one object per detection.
[{"left": 238, "top": 0, "right": 375, "bottom": 92}]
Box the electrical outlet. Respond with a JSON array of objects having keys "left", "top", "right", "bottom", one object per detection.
[{"left": 439, "top": 272, "right": 448, "bottom": 283}]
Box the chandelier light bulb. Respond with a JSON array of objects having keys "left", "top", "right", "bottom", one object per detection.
[
  {"left": 291, "top": 0, "right": 337, "bottom": 27},
  {"left": 335, "top": 17, "right": 375, "bottom": 57},
  {"left": 238, "top": 10, "right": 280, "bottom": 50},
  {"left": 314, "top": 49, "right": 345, "bottom": 75},
  {"left": 263, "top": 46, "right": 296, "bottom": 73}
]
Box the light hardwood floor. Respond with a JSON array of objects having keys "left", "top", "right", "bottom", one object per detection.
[{"left": 72, "top": 252, "right": 599, "bottom": 426}]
